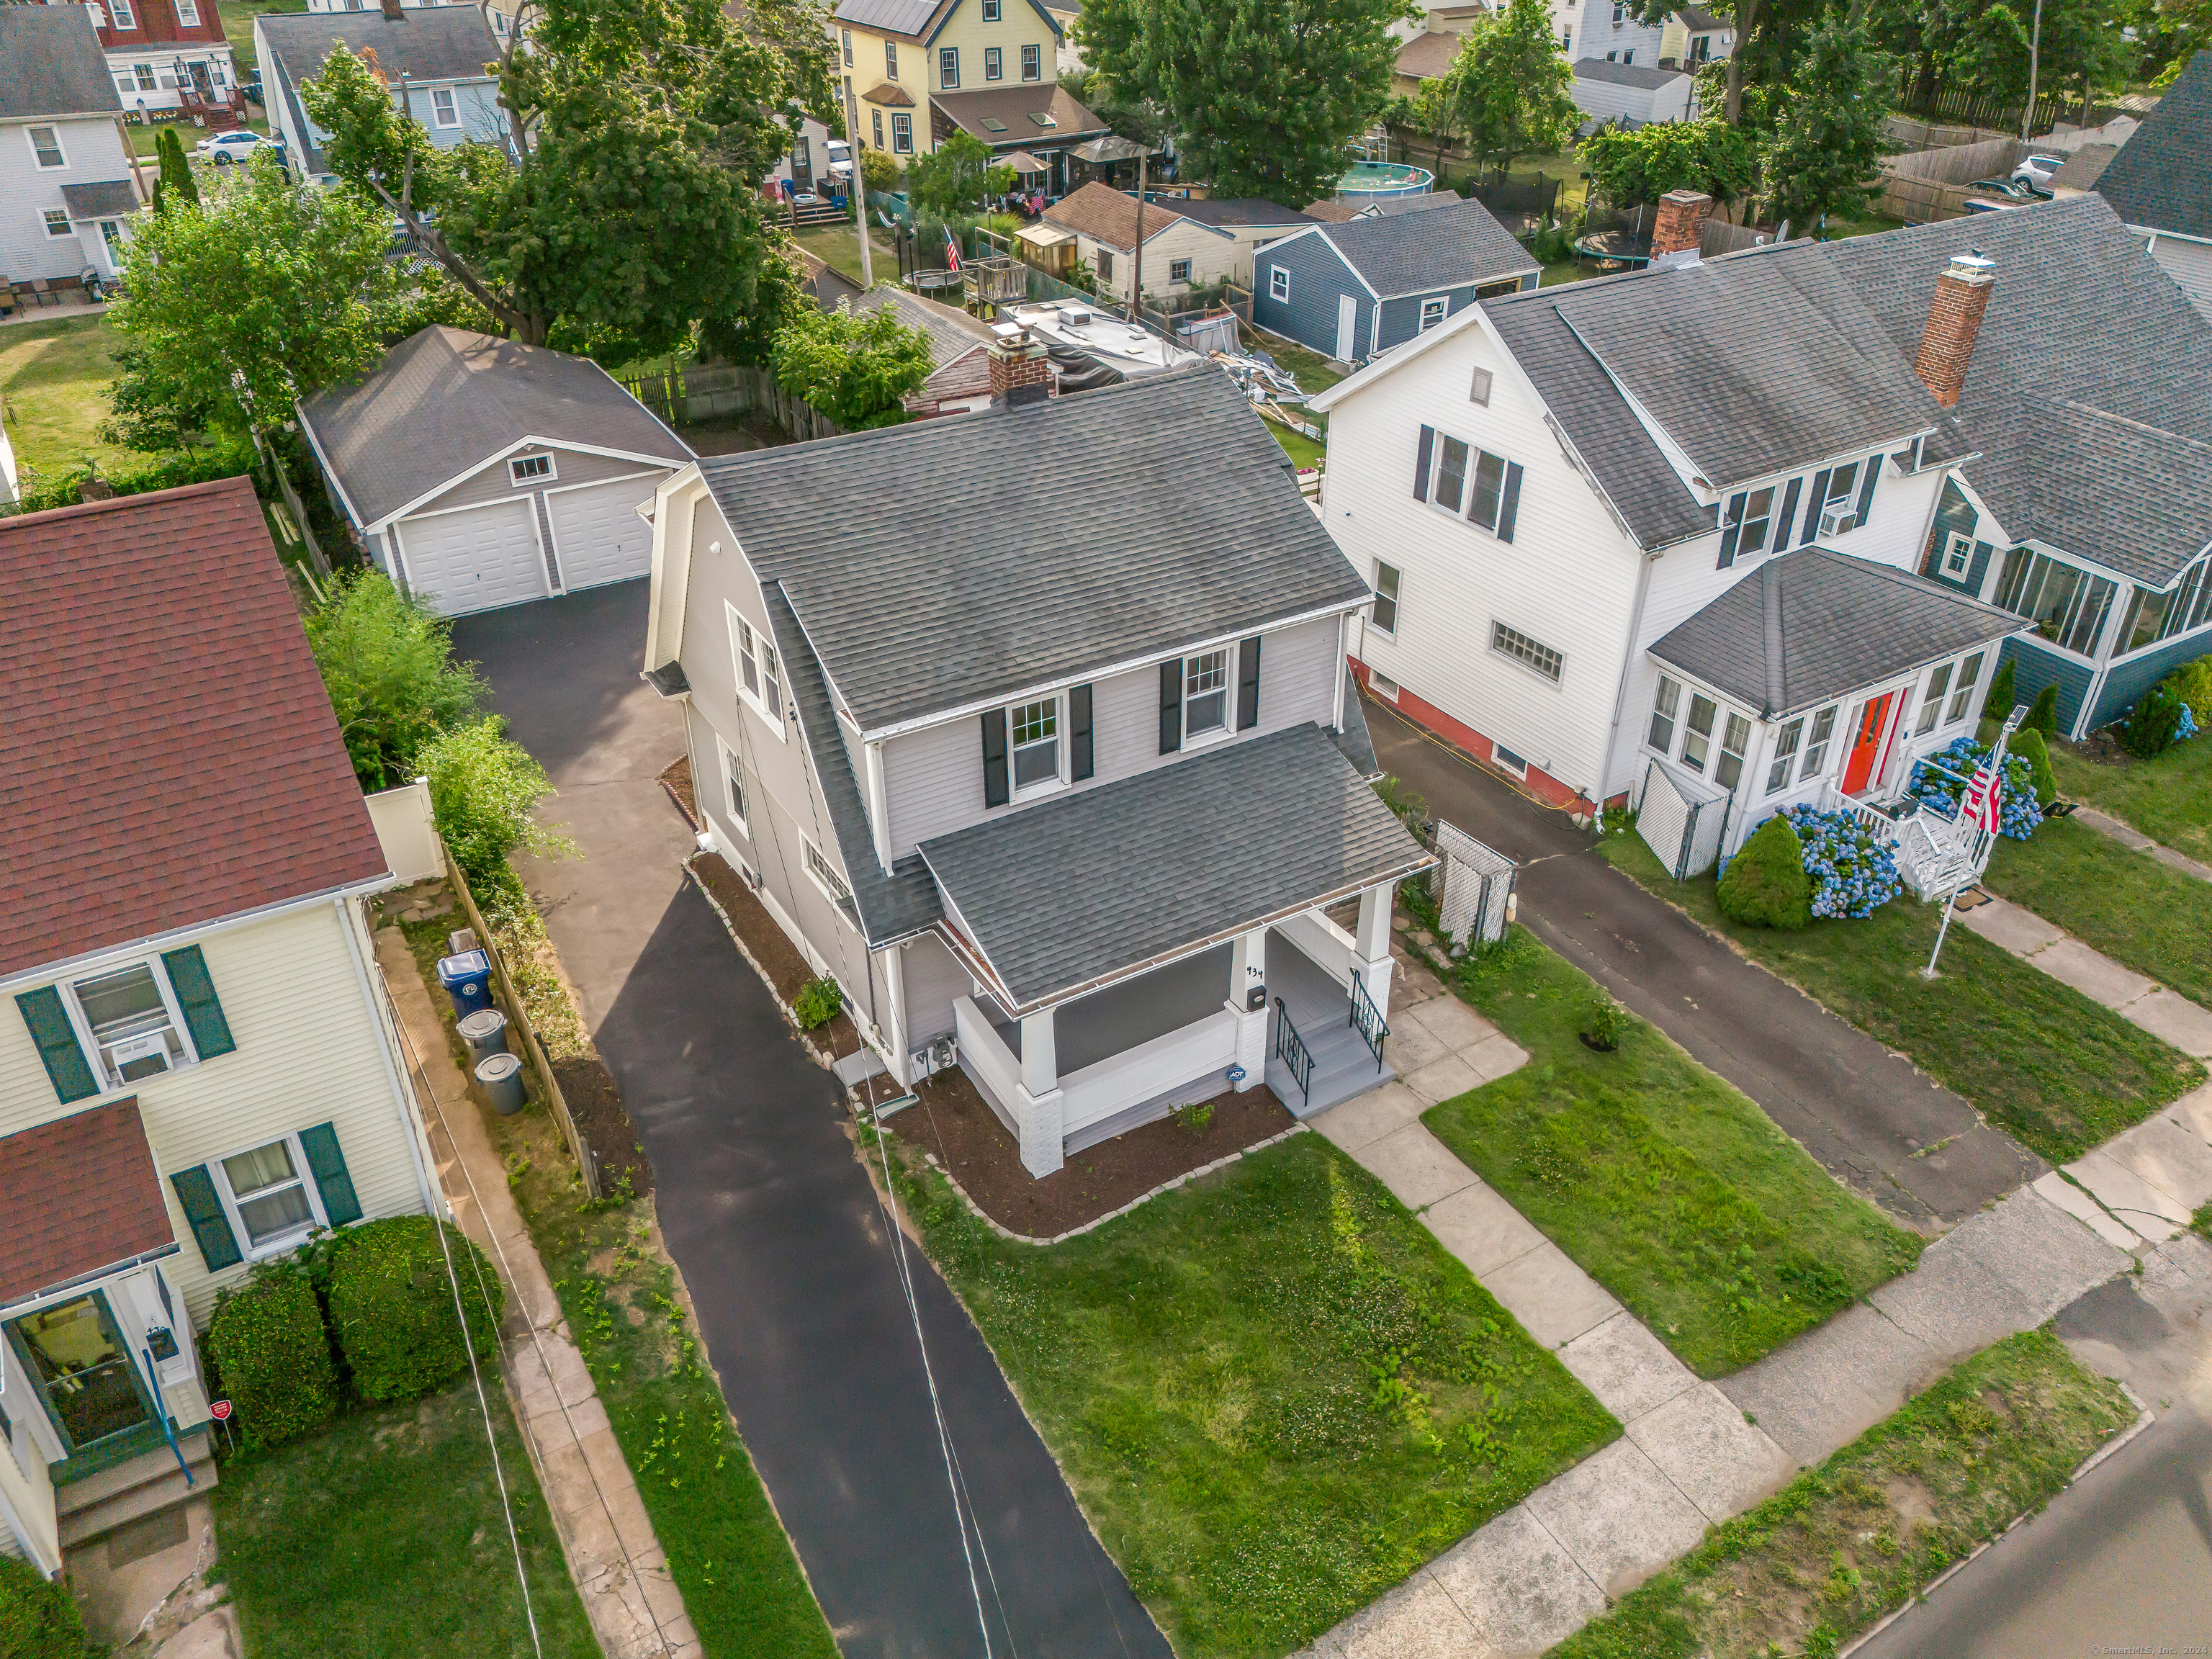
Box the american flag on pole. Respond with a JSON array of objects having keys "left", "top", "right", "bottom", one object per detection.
[
  {"left": 944, "top": 228, "right": 961, "bottom": 272},
  {"left": 1961, "top": 761, "right": 2004, "bottom": 835}
]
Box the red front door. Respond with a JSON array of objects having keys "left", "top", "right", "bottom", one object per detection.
[{"left": 1840, "top": 693, "right": 1894, "bottom": 794}]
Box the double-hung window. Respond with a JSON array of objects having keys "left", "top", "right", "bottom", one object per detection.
[
  {"left": 1915, "top": 661, "right": 1955, "bottom": 734},
  {"left": 873, "top": 109, "right": 884, "bottom": 148},
  {"left": 1680, "top": 693, "right": 1720, "bottom": 773},
  {"left": 885, "top": 40, "right": 898, "bottom": 76},
  {"left": 135, "top": 63, "right": 158, "bottom": 89},
  {"left": 1941, "top": 530, "right": 1974, "bottom": 579},
  {"left": 216, "top": 1138, "right": 320, "bottom": 1252},
  {"left": 107, "top": 0, "right": 135, "bottom": 27},
  {"left": 940, "top": 47, "right": 958, "bottom": 87},
  {"left": 71, "top": 962, "right": 193, "bottom": 1087},
  {"left": 719, "top": 742, "right": 749, "bottom": 835},
  {"left": 1766, "top": 716, "right": 1804, "bottom": 793},
  {"left": 1647, "top": 674, "right": 1681, "bottom": 753},
  {"left": 1945, "top": 651, "right": 1983, "bottom": 725},
  {"left": 1714, "top": 711, "right": 1750, "bottom": 788},
  {"left": 177, "top": 0, "right": 199, "bottom": 23},
  {"left": 1717, "top": 484, "right": 1774, "bottom": 567},
  {"left": 1269, "top": 266, "right": 1290, "bottom": 302},
  {"left": 1372, "top": 561, "right": 1401, "bottom": 634},
  {"left": 1415, "top": 425, "right": 1520, "bottom": 539},
  {"left": 729, "top": 606, "right": 783, "bottom": 734},
  {"left": 986, "top": 45, "right": 1002, "bottom": 78},
  {"left": 1799, "top": 705, "right": 1839, "bottom": 780},
  {"left": 19, "top": 945, "right": 235, "bottom": 1105},
  {"left": 42, "top": 208, "right": 72, "bottom": 238},
  {"left": 1010, "top": 696, "right": 1062, "bottom": 791},
  {"left": 1021, "top": 42, "right": 1040, "bottom": 78},
  {"left": 891, "top": 112, "right": 913, "bottom": 153},
  {"left": 28, "top": 125, "right": 65, "bottom": 169},
  {"left": 842, "top": 27, "right": 853, "bottom": 65},
  {"left": 431, "top": 86, "right": 459, "bottom": 127},
  {"left": 1183, "top": 648, "right": 1231, "bottom": 739},
  {"left": 1419, "top": 296, "right": 1448, "bottom": 331},
  {"left": 804, "top": 839, "right": 853, "bottom": 909},
  {"left": 983, "top": 0, "right": 1001, "bottom": 16}
]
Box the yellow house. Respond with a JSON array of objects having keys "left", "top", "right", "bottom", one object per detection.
[{"left": 831, "top": 0, "right": 1110, "bottom": 193}]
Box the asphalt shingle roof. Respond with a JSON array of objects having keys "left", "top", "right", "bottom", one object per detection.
[
  {"left": 259, "top": 7, "right": 500, "bottom": 174},
  {"left": 1317, "top": 199, "right": 1537, "bottom": 297},
  {"left": 931, "top": 84, "right": 1106, "bottom": 146},
  {"left": 0, "top": 6, "right": 122, "bottom": 120},
  {"left": 59, "top": 180, "right": 142, "bottom": 220},
  {"left": 1358, "top": 189, "right": 1467, "bottom": 219},
  {"left": 0, "top": 1100, "right": 175, "bottom": 1306},
  {"left": 1168, "top": 196, "right": 1315, "bottom": 230},
  {"left": 852, "top": 284, "right": 995, "bottom": 369},
  {"left": 2095, "top": 50, "right": 2212, "bottom": 240},
  {"left": 1573, "top": 58, "right": 1688, "bottom": 89},
  {"left": 0, "top": 478, "right": 388, "bottom": 981},
  {"left": 1395, "top": 30, "right": 1464, "bottom": 80},
  {"left": 919, "top": 724, "right": 1431, "bottom": 1007},
  {"left": 299, "top": 327, "right": 691, "bottom": 529},
  {"left": 1043, "top": 181, "right": 1192, "bottom": 250},
  {"left": 698, "top": 366, "right": 1370, "bottom": 733},
  {"left": 1650, "top": 547, "right": 2023, "bottom": 717}
]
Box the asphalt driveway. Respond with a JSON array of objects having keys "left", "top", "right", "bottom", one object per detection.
[
  {"left": 1363, "top": 695, "right": 2042, "bottom": 1227},
  {"left": 454, "top": 583, "right": 1170, "bottom": 1659}
]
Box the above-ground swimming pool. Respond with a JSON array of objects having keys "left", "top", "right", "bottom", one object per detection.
[{"left": 1335, "top": 160, "right": 1435, "bottom": 200}]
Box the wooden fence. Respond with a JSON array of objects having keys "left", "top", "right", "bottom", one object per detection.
[
  {"left": 618, "top": 364, "right": 841, "bottom": 442},
  {"left": 1878, "top": 136, "right": 2031, "bottom": 224},
  {"left": 1882, "top": 114, "right": 2013, "bottom": 153},
  {"left": 1898, "top": 86, "right": 2119, "bottom": 143},
  {"left": 441, "top": 840, "right": 601, "bottom": 1200}
]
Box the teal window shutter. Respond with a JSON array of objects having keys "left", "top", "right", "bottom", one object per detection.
[
  {"left": 159, "top": 945, "right": 236, "bottom": 1060},
  {"left": 298, "top": 1122, "right": 363, "bottom": 1226},
  {"left": 15, "top": 987, "right": 99, "bottom": 1104},
  {"left": 170, "top": 1166, "right": 243, "bottom": 1271}
]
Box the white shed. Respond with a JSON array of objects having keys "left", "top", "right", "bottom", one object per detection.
[{"left": 1572, "top": 58, "right": 1696, "bottom": 127}]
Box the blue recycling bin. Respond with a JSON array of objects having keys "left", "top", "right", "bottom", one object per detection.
[{"left": 436, "top": 950, "right": 495, "bottom": 1019}]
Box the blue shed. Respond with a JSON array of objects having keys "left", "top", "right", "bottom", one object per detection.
[{"left": 1251, "top": 199, "right": 1539, "bottom": 363}]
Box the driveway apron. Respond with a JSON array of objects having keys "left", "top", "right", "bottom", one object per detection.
[
  {"left": 1362, "top": 696, "right": 2041, "bottom": 1226},
  {"left": 454, "top": 583, "right": 1171, "bottom": 1659}
]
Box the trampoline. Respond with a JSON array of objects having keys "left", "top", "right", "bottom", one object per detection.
[{"left": 1570, "top": 228, "right": 1654, "bottom": 269}]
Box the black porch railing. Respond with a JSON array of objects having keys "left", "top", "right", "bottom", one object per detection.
[
  {"left": 1349, "top": 973, "right": 1388, "bottom": 1073},
  {"left": 1274, "top": 997, "right": 1313, "bottom": 1110}
]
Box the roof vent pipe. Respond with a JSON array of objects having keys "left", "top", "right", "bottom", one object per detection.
[{"left": 1913, "top": 251, "right": 1995, "bottom": 409}]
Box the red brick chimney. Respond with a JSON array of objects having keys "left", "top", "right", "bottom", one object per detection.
[
  {"left": 1651, "top": 189, "right": 1712, "bottom": 261},
  {"left": 1913, "top": 251, "right": 1995, "bottom": 409},
  {"left": 988, "top": 323, "right": 1051, "bottom": 408}
]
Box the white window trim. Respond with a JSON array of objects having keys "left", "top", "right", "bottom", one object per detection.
[
  {"left": 1370, "top": 670, "right": 1401, "bottom": 701},
  {"left": 1004, "top": 690, "right": 1071, "bottom": 800},
  {"left": 58, "top": 956, "right": 202, "bottom": 1095},
  {"left": 207, "top": 1130, "right": 328, "bottom": 1261},
  {"left": 1179, "top": 644, "right": 1238, "bottom": 748},
  {"left": 177, "top": 0, "right": 199, "bottom": 22},
  {"left": 1489, "top": 620, "right": 1564, "bottom": 688},
  {"left": 1370, "top": 559, "right": 1401, "bottom": 638},
  {"left": 431, "top": 86, "right": 460, "bottom": 127},
  {"left": 802, "top": 836, "right": 854, "bottom": 908},
  {"left": 27, "top": 125, "right": 68, "bottom": 169},
  {"left": 108, "top": 0, "right": 137, "bottom": 27},
  {"left": 1941, "top": 530, "right": 1974, "bottom": 578},
  {"left": 1269, "top": 266, "right": 1290, "bottom": 302},
  {"left": 727, "top": 601, "right": 786, "bottom": 740},
  {"left": 1419, "top": 295, "right": 1449, "bottom": 331},
  {"left": 42, "top": 208, "right": 73, "bottom": 238},
  {"left": 1491, "top": 744, "right": 1530, "bottom": 779},
  {"left": 983, "top": 0, "right": 1000, "bottom": 16},
  {"left": 717, "top": 739, "right": 750, "bottom": 837},
  {"left": 509, "top": 452, "right": 555, "bottom": 485}
]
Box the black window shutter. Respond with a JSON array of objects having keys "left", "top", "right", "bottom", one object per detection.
[
  {"left": 298, "top": 1121, "right": 363, "bottom": 1226},
  {"left": 1802, "top": 469, "right": 1831, "bottom": 544},
  {"left": 1717, "top": 491, "right": 1744, "bottom": 569},
  {"left": 1854, "top": 457, "right": 1880, "bottom": 523},
  {"left": 1774, "top": 477, "right": 1802, "bottom": 550},
  {"left": 15, "top": 986, "right": 99, "bottom": 1104},
  {"left": 1069, "top": 683, "right": 1094, "bottom": 780},
  {"left": 1412, "top": 424, "right": 1434, "bottom": 501},
  {"left": 1159, "top": 659, "right": 1182, "bottom": 754},
  {"left": 1236, "top": 637, "right": 1262, "bottom": 729},
  {"left": 170, "top": 1166, "right": 243, "bottom": 1272},
  {"left": 160, "top": 944, "right": 235, "bottom": 1060},
  {"left": 981, "top": 709, "right": 1009, "bottom": 807},
  {"left": 1496, "top": 462, "right": 1524, "bottom": 544}
]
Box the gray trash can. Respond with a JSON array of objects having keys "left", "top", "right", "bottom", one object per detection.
[
  {"left": 475, "top": 1051, "right": 526, "bottom": 1115},
  {"left": 457, "top": 1007, "right": 509, "bottom": 1065}
]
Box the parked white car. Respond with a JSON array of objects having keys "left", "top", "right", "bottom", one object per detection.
[
  {"left": 196, "top": 130, "right": 282, "bottom": 164},
  {"left": 2012, "top": 153, "right": 2067, "bottom": 187}
]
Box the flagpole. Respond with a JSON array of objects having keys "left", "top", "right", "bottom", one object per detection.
[{"left": 1922, "top": 701, "right": 2028, "bottom": 979}]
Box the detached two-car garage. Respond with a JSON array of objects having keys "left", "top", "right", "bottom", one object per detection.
[{"left": 299, "top": 327, "right": 693, "bottom": 619}]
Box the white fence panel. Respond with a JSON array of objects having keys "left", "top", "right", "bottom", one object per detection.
[{"left": 364, "top": 778, "right": 444, "bottom": 886}]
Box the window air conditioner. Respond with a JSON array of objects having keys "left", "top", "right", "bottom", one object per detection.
[{"left": 1819, "top": 504, "right": 1858, "bottom": 537}]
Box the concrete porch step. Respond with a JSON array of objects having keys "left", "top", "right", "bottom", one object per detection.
[
  {"left": 1267, "top": 1049, "right": 1395, "bottom": 1119},
  {"left": 56, "top": 1431, "right": 216, "bottom": 1550}
]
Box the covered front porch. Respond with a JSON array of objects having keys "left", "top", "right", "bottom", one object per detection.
[{"left": 916, "top": 724, "right": 1434, "bottom": 1176}]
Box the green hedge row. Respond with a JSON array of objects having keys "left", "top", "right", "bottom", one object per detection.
[
  {"left": 0, "top": 1554, "right": 90, "bottom": 1659},
  {"left": 9, "top": 442, "right": 258, "bottom": 516}
]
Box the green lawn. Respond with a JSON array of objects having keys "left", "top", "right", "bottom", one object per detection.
[
  {"left": 2049, "top": 732, "right": 2212, "bottom": 864},
  {"left": 1269, "top": 420, "right": 1326, "bottom": 470},
  {"left": 400, "top": 918, "right": 840, "bottom": 1659},
  {"left": 1416, "top": 925, "right": 1923, "bottom": 1377},
  {"left": 212, "top": 1377, "right": 598, "bottom": 1659},
  {"left": 1553, "top": 1329, "right": 2134, "bottom": 1659},
  {"left": 1601, "top": 832, "right": 2204, "bottom": 1164},
  {"left": 790, "top": 221, "right": 897, "bottom": 289},
  {"left": 217, "top": 0, "right": 307, "bottom": 80},
  {"left": 0, "top": 313, "right": 130, "bottom": 480},
  {"left": 894, "top": 1130, "right": 1618, "bottom": 1659},
  {"left": 1984, "top": 817, "right": 2212, "bottom": 1009}
]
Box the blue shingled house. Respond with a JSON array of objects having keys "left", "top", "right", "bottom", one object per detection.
[{"left": 1251, "top": 198, "right": 1539, "bottom": 363}]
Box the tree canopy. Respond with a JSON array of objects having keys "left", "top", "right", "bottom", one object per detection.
[
  {"left": 1428, "top": 0, "right": 1585, "bottom": 176},
  {"left": 770, "top": 298, "right": 935, "bottom": 429},
  {"left": 305, "top": 569, "right": 487, "bottom": 791},
  {"left": 151, "top": 125, "right": 198, "bottom": 215},
  {"left": 903, "top": 130, "right": 1017, "bottom": 216},
  {"left": 1762, "top": 13, "right": 1892, "bottom": 234},
  {"left": 1580, "top": 117, "right": 1760, "bottom": 208},
  {"left": 1075, "top": 0, "right": 1408, "bottom": 208}
]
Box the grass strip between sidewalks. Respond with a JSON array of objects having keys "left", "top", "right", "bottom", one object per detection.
[
  {"left": 2048, "top": 735, "right": 2212, "bottom": 864},
  {"left": 1551, "top": 1328, "right": 2136, "bottom": 1659},
  {"left": 1984, "top": 815, "right": 2212, "bottom": 1010},
  {"left": 1409, "top": 915, "right": 1923, "bottom": 1378},
  {"left": 1599, "top": 830, "right": 2203, "bottom": 1164},
  {"left": 880, "top": 1128, "right": 1618, "bottom": 1659}
]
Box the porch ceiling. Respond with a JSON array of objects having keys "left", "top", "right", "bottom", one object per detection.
[
  {"left": 917, "top": 723, "right": 1432, "bottom": 1010},
  {"left": 1650, "top": 547, "right": 2023, "bottom": 719},
  {"left": 0, "top": 1098, "right": 173, "bottom": 1307}
]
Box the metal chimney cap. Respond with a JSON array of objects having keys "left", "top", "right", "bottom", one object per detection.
[{"left": 1946, "top": 251, "right": 1995, "bottom": 279}]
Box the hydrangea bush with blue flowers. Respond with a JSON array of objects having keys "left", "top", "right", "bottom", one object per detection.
[
  {"left": 1779, "top": 803, "right": 1904, "bottom": 919},
  {"left": 1905, "top": 736, "right": 2044, "bottom": 840},
  {"left": 2180, "top": 704, "right": 2202, "bottom": 743}
]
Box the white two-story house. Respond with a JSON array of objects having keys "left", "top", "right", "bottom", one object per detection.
[
  {"left": 0, "top": 479, "right": 439, "bottom": 1575},
  {"left": 643, "top": 353, "right": 1431, "bottom": 1177},
  {"left": 1, "top": 6, "right": 143, "bottom": 289}
]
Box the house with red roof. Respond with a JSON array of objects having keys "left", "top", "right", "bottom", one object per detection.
[{"left": 0, "top": 478, "right": 438, "bottom": 1577}]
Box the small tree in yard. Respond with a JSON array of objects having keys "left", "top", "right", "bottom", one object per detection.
[
  {"left": 153, "top": 125, "right": 199, "bottom": 215},
  {"left": 2026, "top": 683, "right": 2061, "bottom": 735},
  {"left": 1717, "top": 812, "right": 1812, "bottom": 930},
  {"left": 1761, "top": 14, "right": 1893, "bottom": 235},
  {"left": 1581, "top": 118, "right": 1761, "bottom": 210},
  {"left": 306, "top": 570, "right": 485, "bottom": 791},
  {"left": 1432, "top": 0, "right": 1581, "bottom": 181},
  {"left": 771, "top": 299, "right": 933, "bottom": 430},
  {"left": 416, "top": 717, "right": 570, "bottom": 887},
  {"left": 904, "top": 131, "right": 1016, "bottom": 217}
]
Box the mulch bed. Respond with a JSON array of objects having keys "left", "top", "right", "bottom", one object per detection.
[
  {"left": 660, "top": 754, "right": 698, "bottom": 829},
  {"left": 885, "top": 1066, "right": 1296, "bottom": 1236},
  {"left": 552, "top": 1051, "right": 653, "bottom": 1200},
  {"left": 690, "top": 851, "right": 863, "bottom": 1059}
]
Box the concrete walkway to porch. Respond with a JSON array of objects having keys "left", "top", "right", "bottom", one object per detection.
[{"left": 1957, "top": 890, "right": 2212, "bottom": 1061}]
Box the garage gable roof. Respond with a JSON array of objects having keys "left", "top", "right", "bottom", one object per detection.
[{"left": 297, "top": 328, "right": 693, "bottom": 529}]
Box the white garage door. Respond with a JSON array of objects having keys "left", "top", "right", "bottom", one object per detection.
[
  {"left": 547, "top": 475, "right": 664, "bottom": 593},
  {"left": 395, "top": 500, "right": 547, "bottom": 617}
]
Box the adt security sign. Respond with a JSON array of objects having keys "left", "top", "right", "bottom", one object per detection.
[{"left": 210, "top": 1400, "right": 234, "bottom": 1421}]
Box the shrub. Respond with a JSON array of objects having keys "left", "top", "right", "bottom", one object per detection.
[
  {"left": 1981, "top": 652, "right": 2016, "bottom": 725},
  {"left": 1717, "top": 812, "right": 1812, "bottom": 930},
  {"left": 2008, "top": 727, "right": 2058, "bottom": 806},
  {"left": 1582, "top": 991, "right": 1627, "bottom": 1049},
  {"left": 2120, "top": 682, "right": 2189, "bottom": 757},
  {"left": 206, "top": 1271, "right": 338, "bottom": 1447},
  {"left": 793, "top": 975, "right": 843, "bottom": 1029},
  {"left": 1782, "top": 804, "right": 1904, "bottom": 919},
  {"left": 325, "top": 1217, "right": 503, "bottom": 1403},
  {"left": 8, "top": 439, "right": 257, "bottom": 518},
  {"left": 2026, "top": 683, "right": 2061, "bottom": 734},
  {"left": 859, "top": 147, "right": 901, "bottom": 194},
  {"left": 1907, "top": 735, "right": 2044, "bottom": 840},
  {"left": 1172, "top": 1100, "right": 1215, "bottom": 1133},
  {"left": 415, "top": 716, "right": 568, "bottom": 889},
  {"left": 2165, "top": 657, "right": 2212, "bottom": 729},
  {"left": 1373, "top": 774, "right": 1429, "bottom": 837},
  {"left": 307, "top": 569, "right": 485, "bottom": 790},
  {"left": 0, "top": 1552, "right": 91, "bottom": 1658}
]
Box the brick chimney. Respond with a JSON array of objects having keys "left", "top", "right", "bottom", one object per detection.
[
  {"left": 381, "top": 0, "right": 405, "bottom": 20},
  {"left": 988, "top": 323, "right": 1050, "bottom": 409},
  {"left": 1651, "top": 189, "right": 1712, "bottom": 261},
  {"left": 1913, "top": 251, "right": 1995, "bottom": 409}
]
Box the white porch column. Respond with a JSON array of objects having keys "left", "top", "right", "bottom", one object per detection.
[
  {"left": 1225, "top": 927, "right": 1268, "bottom": 1089},
  {"left": 1015, "top": 1007, "right": 1064, "bottom": 1177},
  {"left": 1354, "top": 884, "right": 1395, "bottom": 1022}
]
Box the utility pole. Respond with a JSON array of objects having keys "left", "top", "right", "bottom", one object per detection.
[
  {"left": 2022, "top": 0, "right": 2045, "bottom": 140},
  {"left": 853, "top": 90, "right": 873, "bottom": 289},
  {"left": 1128, "top": 150, "right": 1146, "bottom": 325}
]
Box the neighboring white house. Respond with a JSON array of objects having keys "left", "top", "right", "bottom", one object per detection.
[
  {"left": 0, "top": 478, "right": 439, "bottom": 1577},
  {"left": 298, "top": 327, "right": 695, "bottom": 618},
  {"left": 1572, "top": 56, "right": 1696, "bottom": 127},
  {"left": 1040, "top": 181, "right": 1242, "bottom": 304},
  {"left": 642, "top": 351, "right": 1431, "bottom": 1177},
  {"left": 302, "top": 0, "right": 525, "bottom": 43},
  {"left": 256, "top": 5, "right": 508, "bottom": 184},
  {"left": 0, "top": 6, "right": 143, "bottom": 287},
  {"left": 1154, "top": 194, "right": 1317, "bottom": 290},
  {"left": 2095, "top": 50, "right": 2212, "bottom": 320}
]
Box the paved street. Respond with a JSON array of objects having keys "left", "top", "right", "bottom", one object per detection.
[
  {"left": 454, "top": 583, "right": 1171, "bottom": 1659},
  {"left": 1362, "top": 695, "right": 2043, "bottom": 1227}
]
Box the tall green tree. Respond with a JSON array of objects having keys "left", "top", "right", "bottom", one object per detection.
[
  {"left": 152, "top": 125, "right": 199, "bottom": 215},
  {"left": 1580, "top": 117, "right": 1761, "bottom": 207},
  {"left": 109, "top": 159, "right": 415, "bottom": 433},
  {"left": 1763, "top": 13, "right": 1893, "bottom": 233},
  {"left": 903, "top": 130, "right": 1017, "bottom": 215},
  {"left": 302, "top": 0, "right": 837, "bottom": 363},
  {"left": 306, "top": 569, "right": 487, "bottom": 791},
  {"left": 1076, "top": 0, "right": 1411, "bottom": 208},
  {"left": 770, "top": 299, "right": 932, "bottom": 429},
  {"left": 1429, "top": 0, "right": 1582, "bottom": 177}
]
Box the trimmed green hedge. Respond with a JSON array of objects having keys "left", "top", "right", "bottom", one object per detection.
[
  {"left": 2009, "top": 727, "right": 2058, "bottom": 806},
  {"left": 0, "top": 1548, "right": 91, "bottom": 1658},
  {"left": 206, "top": 1272, "right": 339, "bottom": 1448},
  {"left": 327, "top": 1218, "right": 504, "bottom": 1403},
  {"left": 9, "top": 441, "right": 257, "bottom": 516},
  {"left": 1717, "top": 812, "right": 1811, "bottom": 930}
]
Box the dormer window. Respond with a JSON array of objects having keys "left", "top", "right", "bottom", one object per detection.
[{"left": 511, "top": 454, "right": 554, "bottom": 484}]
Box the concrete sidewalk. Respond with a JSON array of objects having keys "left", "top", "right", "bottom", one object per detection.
[
  {"left": 2072, "top": 803, "right": 2212, "bottom": 885},
  {"left": 1959, "top": 891, "right": 2212, "bottom": 1060},
  {"left": 375, "top": 920, "right": 701, "bottom": 1659}
]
